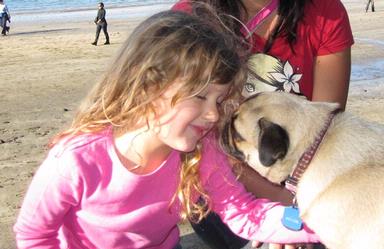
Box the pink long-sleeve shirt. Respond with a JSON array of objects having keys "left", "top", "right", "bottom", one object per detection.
[{"left": 14, "top": 128, "right": 318, "bottom": 248}]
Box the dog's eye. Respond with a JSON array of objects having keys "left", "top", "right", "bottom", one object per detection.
[{"left": 244, "top": 83, "right": 256, "bottom": 93}]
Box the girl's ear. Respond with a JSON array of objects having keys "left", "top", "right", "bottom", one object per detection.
[{"left": 257, "top": 118, "right": 289, "bottom": 167}]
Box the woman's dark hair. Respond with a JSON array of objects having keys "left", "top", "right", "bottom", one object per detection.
[
  {"left": 192, "top": 0, "right": 311, "bottom": 53},
  {"left": 99, "top": 2, "right": 104, "bottom": 8}
]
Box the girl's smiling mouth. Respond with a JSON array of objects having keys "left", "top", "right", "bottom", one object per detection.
[{"left": 190, "top": 125, "right": 211, "bottom": 137}]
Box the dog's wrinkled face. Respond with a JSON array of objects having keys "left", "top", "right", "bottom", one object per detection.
[{"left": 222, "top": 92, "right": 325, "bottom": 183}]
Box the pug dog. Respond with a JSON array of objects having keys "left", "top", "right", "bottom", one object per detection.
[{"left": 222, "top": 91, "right": 384, "bottom": 249}]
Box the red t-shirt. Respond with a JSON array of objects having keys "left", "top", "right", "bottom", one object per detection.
[{"left": 172, "top": 0, "right": 354, "bottom": 100}]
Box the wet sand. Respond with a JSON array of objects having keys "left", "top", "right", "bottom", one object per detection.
[{"left": 0, "top": 1, "right": 384, "bottom": 248}]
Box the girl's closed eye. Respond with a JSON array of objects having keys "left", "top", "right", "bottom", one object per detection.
[{"left": 195, "top": 95, "right": 224, "bottom": 105}]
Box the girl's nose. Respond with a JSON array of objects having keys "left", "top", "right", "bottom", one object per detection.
[{"left": 204, "top": 104, "right": 220, "bottom": 123}]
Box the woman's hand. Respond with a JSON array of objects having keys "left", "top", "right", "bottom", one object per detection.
[{"left": 234, "top": 163, "right": 294, "bottom": 205}]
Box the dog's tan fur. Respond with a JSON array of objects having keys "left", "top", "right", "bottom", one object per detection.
[{"left": 223, "top": 92, "right": 384, "bottom": 249}]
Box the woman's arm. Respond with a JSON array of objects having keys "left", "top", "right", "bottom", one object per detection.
[
  {"left": 235, "top": 164, "right": 293, "bottom": 205},
  {"left": 312, "top": 48, "right": 351, "bottom": 110}
]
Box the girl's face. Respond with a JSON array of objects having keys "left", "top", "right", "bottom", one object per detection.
[{"left": 153, "top": 81, "right": 230, "bottom": 152}]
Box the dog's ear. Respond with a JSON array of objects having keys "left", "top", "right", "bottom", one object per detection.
[
  {"left": 258, "top": 118, "right": 289, "bottom": 167},
  {"left": 221, "top": 118, "right": 245, "bottom": 161}
]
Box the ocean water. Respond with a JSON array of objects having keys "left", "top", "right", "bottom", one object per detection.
[
  {"left": 7, "top": 0, "right": 178, "bottom": 24},
  {"left": 5, "top": 0, "right": 356, "bottom": 14},
  {"left": 351, "top": 59, "right": 384, "bottom": 84},
  {"left": 351, "top": 38, "right": 384, "bottom": 84},
  {"left": 7, "top": 0, "right": 177, "bottom": 14}
]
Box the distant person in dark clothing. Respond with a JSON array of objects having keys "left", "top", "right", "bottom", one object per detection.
[
  {"left": 365, "top": 0, "right": 375, "bottom": 12},
  {"left": 92, "top": 2, "right": 110, "bottom": 45},
  {"left": 0, "top": 0, "right": 11, "bottom": 36}
]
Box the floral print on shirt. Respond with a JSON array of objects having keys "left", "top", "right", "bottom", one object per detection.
[{"left": 242, "top": 53, "right": 303, "bottom": 98}]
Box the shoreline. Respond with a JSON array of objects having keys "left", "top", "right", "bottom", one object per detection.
[
  {"left": 11, "top": 4, "right": 174, "bottom": 25},
  {"left": 9, "top": 1, "right": 176, "bottom": 15}
]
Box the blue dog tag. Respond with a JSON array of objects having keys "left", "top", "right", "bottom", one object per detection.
[{"left": 281, "top": 206, "right": 303, "bottom": 231}]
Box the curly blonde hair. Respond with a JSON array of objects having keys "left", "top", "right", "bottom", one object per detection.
[{"left": 51, "top": 10, "right": 247, "bottom": 221}]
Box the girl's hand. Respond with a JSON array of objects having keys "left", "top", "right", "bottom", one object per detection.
[{"left": 251, "top": 241, "right": 315, "bottom": 249}]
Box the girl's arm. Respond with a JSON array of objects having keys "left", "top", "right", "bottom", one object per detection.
[
  {"left": 13, "top": 152, "right": 81, "bottom": 248},
  {"left": 201, "top": 139, "right": 320, "bottom": 244}
]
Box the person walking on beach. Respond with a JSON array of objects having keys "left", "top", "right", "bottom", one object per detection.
[
  {"left": 366, "top": 0, "right": 375, "bottom": 12},
  {"left": 0, "top": 0, "right": 10, "bottom": 36},
  {"left": 92, "top": 2, "right": 110, "bottom": 45},
  {"left": 14, "top": 10, "right": 320, "bottom": 249}
]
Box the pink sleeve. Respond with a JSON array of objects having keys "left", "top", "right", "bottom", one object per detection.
[
  {"left": 200, "top": 138, "right": 320, "bottom": 244},
  {"left": 316, "top": 0, "right": 354, "bottom": 55},
  {"left": 13, "top": 150, "right": 82, "bottom": 248}
]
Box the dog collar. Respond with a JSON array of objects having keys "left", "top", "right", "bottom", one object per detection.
[{"left": 285, "top": 109, "right": 341, "bottom": 195}]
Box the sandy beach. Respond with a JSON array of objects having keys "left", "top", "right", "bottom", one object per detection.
[{"left": 1, "top": 1, "right": 384, "bottom": 248}]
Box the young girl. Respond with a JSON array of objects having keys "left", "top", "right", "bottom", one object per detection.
[{"left": 14, "top": 11, "right": 319, "bottom": 249}]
